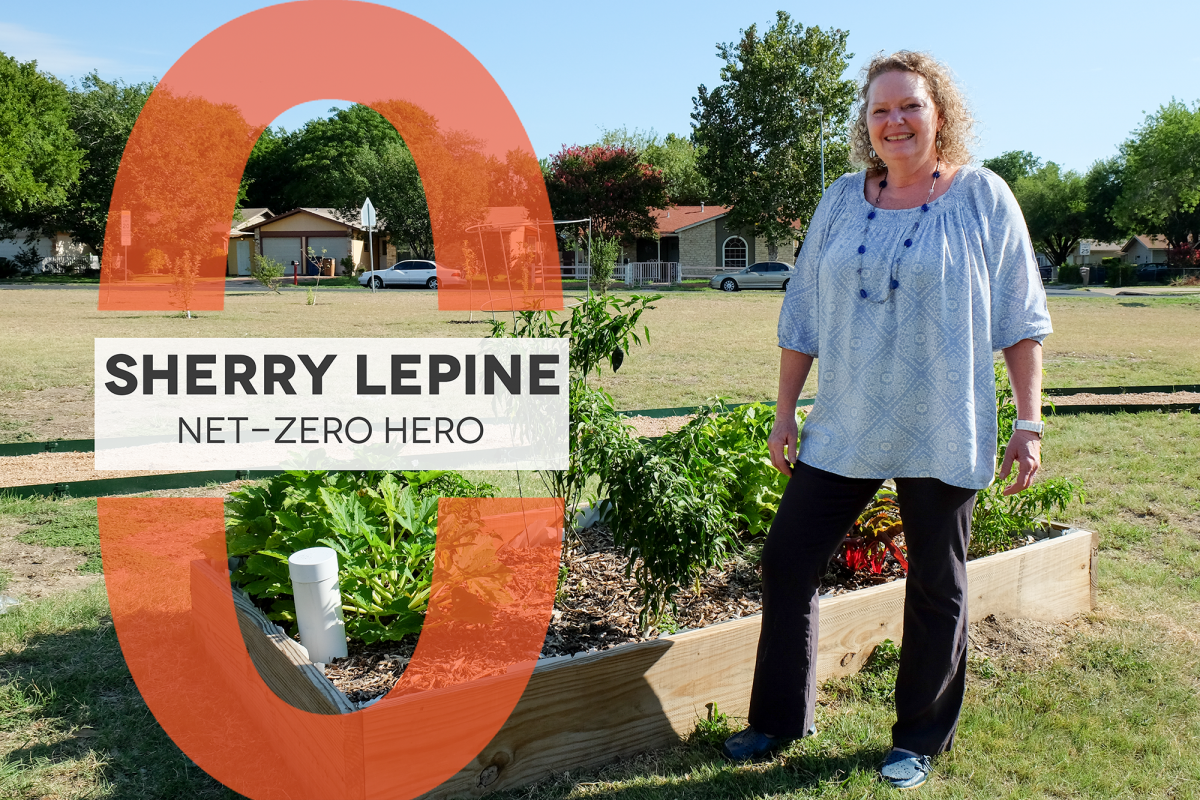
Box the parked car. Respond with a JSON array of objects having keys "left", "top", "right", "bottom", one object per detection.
[
  {"left": 358, "top": 260, "right": 461, "bottom": 289},
  {"left": 710, "top": 261, "right": 795, "bottom": 292}
]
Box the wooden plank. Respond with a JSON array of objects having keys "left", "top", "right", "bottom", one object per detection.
[
  {"left": 190, "top": 560, "right": 361, "bottom": 796},
  {"left": 422, "top": 527, "right": 1096, "bottom": 798},
  {"left": 219, "top": 528, "right": 1095, "bottom": 799},
  {"left": 191, "top": 559, "right": 353, "bottom": 715}
]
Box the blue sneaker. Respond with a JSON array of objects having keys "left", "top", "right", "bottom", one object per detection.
[
  {"left": 879, "top": 749, "right": 932, "bottom": 789},
  {"left": 721, "top": 724, "right": 814, "bottom": 762}
]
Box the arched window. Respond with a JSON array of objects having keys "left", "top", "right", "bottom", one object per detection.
[{"left": 723, "top": 236, "right": 747, "bottom": 270}]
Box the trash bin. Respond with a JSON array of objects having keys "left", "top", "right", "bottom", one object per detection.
[{"left": 1080, "top": 266, "right": 1090, "bottom": 286}]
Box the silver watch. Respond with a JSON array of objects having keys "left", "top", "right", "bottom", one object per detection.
[{"left": 1013, "top": 419, "right": 1045, "bottom": 437}]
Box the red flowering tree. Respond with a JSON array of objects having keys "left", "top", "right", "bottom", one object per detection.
[
  {"left": 544, "top": 144, "right": 669, "bottom": 241},
  {"left": 1168, "top": 242, "right": 1200, "bottom": 267}
]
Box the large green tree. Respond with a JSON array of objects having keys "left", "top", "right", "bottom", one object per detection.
[
  {"left": 982, "top": 150, "right": 1042, "bottom": 188},
  {"left": 1013, "top": 163, "right": 1089, "bottom": 267},
  {"left": 1081, "top": 156, "right": 1129, "bottom": 245},
  {"left": 0, "top": 53, "right": 83, "bottom": 220},
  {"left": 598, "top": 127, "right": 709, "bottom": 205},
  {"left": 691, "top": 12, "right": 855, "bottom": 260},
  {"left": 242, "top": 104, "right": 475, "bottom": 258},
  {"left": 1112, "top": 100, "right": 1200, "bottom": 249},
  {"left": 35, "top": 73, "right": 153, "bottom": 254}
]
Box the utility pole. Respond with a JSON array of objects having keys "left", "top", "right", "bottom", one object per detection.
[{"left": 814, "top": 104, "right": 826, "bottom": 194}]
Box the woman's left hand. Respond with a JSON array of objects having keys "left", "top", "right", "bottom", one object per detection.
[{"left": 998, "top": 430, "right": 1041, "bottom": 494}]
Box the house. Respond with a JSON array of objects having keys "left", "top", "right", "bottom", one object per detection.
[
  {"left": 622, "top": 205, "right": 800, "bottom": 272},
  {"left": 237, "top": 207, "right": 392, "bottom": 276},
  {"left": 225, "top": 208, "right": 273, "bottom": 276},
  {"left": 1120, "top": 235, "right": 1170, "bottom": 264},
  {"left": 1066, "top": 239, "right": 1124, "bottom": 266},
  {"left": 0, "top": 230, "right": 96, "bottom": 273}
]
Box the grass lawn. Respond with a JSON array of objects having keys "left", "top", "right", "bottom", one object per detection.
[
  {"left": 1, "top": 410, "right": 1199, "bottom": 797},
  {"left": 1, "top": 288, "right": 1198, "bottom": 442}
]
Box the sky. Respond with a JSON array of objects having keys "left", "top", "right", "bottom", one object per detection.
[{"left": 2, "top": 0, "right": 1195, "bottom": 174}]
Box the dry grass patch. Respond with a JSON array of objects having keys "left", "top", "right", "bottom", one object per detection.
[{"left": 2, "top": 289, "right": 1199, "bottom": 442}]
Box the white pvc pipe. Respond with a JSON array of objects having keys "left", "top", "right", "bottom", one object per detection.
[{"left": 287, "top": 547, "right": 348, "bottom": 664}]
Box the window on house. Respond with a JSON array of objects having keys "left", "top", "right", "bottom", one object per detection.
[{"left": 723, "top": 237, "right": 747, "bottom": 270}]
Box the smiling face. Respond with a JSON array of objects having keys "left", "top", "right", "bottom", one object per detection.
[{"left": 866, "top": 70, "right": 944, "bottom": 172}]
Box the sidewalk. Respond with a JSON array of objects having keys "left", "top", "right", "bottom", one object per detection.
[{"left": 1082, "top": 285, "right": 1200, "bottom": 297}]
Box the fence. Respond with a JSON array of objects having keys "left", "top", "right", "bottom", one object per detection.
[{"left": 555, "top": 262, "right": 742, "bottom": 285}]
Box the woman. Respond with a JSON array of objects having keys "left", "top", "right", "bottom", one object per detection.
[{"left": 721, "top": 51, "right": 1052, "bottom": 790}]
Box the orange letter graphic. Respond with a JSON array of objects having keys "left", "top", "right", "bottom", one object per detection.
[{"left": 97, "top": 3, "right": 565, "bottom": 797}]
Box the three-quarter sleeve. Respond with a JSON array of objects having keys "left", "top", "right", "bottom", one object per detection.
[
  {"left": 979, "top": 170, "right": 1054, "bottom": 351},
  {"left": 778, "top": 176, "right": 847, "bottom": 356}
]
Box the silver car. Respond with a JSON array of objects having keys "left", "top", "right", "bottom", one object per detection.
[
  {"left": 710, "top": 261, "right": 795, "bottom": 292},
  {"left": 359, "top": 259, "right": 461, "bottom": 290}
]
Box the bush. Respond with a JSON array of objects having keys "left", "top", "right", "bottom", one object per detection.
[
  {"left": 1057, "top": 264, "right": 1081, "bottom": 284},
  {"left": 589, "top": 233, "right": 621, "bottom": 293},
  {"left": 1105, "top": 261, "right": 1138, "bottom": 288},
  {"left": 226, "top": 470, "right": 497, "bottom": 643},
  {"left": 250, "top": 252, "right": 285, "bottom": 293},
  {"left": 969, "top": 362, "right": 1081, "bottom": 558},
  {"left": 0, "top": 257, "right": 17, "bottom": 279}
]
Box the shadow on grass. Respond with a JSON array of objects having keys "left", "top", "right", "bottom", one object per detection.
[{"left": 0, "top": 590, "right": 243, "bottom": 799}]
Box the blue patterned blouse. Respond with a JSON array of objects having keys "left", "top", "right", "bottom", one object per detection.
[{"left": 778, "top": 165, "right": 1053, "bottom": 490}]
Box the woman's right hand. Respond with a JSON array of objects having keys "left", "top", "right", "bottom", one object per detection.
[{"left": 767, "top": 412, "right": 800, "bottom": 476}]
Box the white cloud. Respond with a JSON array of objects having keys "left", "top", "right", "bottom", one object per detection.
[{"left": 0, "top": 22, "right": 146, "bottom": 80}]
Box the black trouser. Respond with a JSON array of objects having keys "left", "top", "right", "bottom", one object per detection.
[{"left": 747, "top": 461, "right": 977, "bottom": 756}]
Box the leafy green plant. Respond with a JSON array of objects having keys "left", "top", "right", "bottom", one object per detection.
[
  {"left": 707, "top": 401, "right": 792, "bottom": 538},
  {"left": 1058, "top": 264, "right": 1082, "bottom": 284},
  {"left": 588, "top": 232, "right": 621, "bottom": 293},
  {"left": 490, "top": 293, "right": 662, "bottom": 531},
  {"left": 226, "top": 470, "right": 497, "bottom": 643},
  {"left": 596, "top": 402, "right": 747, "bottom": 627},
  {"left": 970, "top": 362, "right": 1081, "bottom": 558},
  {"left": 250, "top": 252, "right": 284, "bottom": 293}
]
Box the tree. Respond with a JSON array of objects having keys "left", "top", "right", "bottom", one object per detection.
[
  {"left": 0, "top": 53, "right": 83, "bottom": 219},
  {"left": 598, "top": 127, "right": 709, "bottom": 205},
  {"left": 1012, "top": 162, "right": 1088, "bottom": 267},
  {"left": 1112, "top": 100, "right": 1200, "bottom": 249},
  {"left": 544, "top": 144, "right": 668, "bottom": 240},
  {"left": 981, "top": 150, "right": 1041, "bottom": 187},
  {"left": 241, "top": 103, "right": 488, "bottom": 260},
  {"left": 691, "top": 12, "right": 855, "bottom": 260},
  {"left": 35, "top": 73, "right": 153, "bottom": 254},
  {"left": 1082, "top": 156, "right": 1129, "bottom": 245}
]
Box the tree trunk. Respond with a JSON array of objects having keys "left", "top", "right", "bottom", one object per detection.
[{"left": 767, "top": 241, "right": 778, "bottom": 261}]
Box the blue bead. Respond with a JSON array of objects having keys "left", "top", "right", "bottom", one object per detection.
[
  {"left": 933, "top": 171, "right": 941, "bottom": 178},
  {"left": 867, "top": 211, "right": 876, "bottom": 219},
  {"left": 904, "top": 239, "right": 912, "bottom": 247},
  {"left": 860, "top": 289, "right": 868, "bottom": 298},
  {"left": 891, "top": 279, "right": 900, "bottom": 289},
  {"left": 858, "top": 245, "right": 866, "bottom": 254},
  {"left": 879, "top": 180, "right": 888, "bottom": 188},
  {"left": 921, "top": 203, "right": 929, "bottom": 212}
]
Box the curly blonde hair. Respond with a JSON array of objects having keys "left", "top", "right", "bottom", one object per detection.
[{"left": 850, "top": 51, "right": 975, "bottom": 170}]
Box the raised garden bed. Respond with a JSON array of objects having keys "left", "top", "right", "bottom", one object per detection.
[{"left": 191, "top": 523, "right": 1096, "bottom": 799}]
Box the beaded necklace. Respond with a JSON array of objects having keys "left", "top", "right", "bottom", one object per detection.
[{"left": 856, "top": 160, "right": 941, "bottom": 304}]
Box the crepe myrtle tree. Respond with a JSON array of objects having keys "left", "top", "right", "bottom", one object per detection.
[
  {"left": 692, "top": 12, "right": 856, "bottom": 261},
  {"left": 544, "top": 144, "right": 669, "bottom": 243}
]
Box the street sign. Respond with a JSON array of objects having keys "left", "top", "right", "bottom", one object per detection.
[
  {"left": 360, "top": 198, "right": 376, "bottom": 229},
  {"left": 1079, "top": 241, "right": 1091, "bottom": 256},
  {"left": 120, "top": 211, "right": 132, "bottom": 247}
]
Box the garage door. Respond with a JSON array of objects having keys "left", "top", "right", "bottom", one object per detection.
[
  {"left": 307, "top": 237, "right": 349, "bottom": 270},
  {"left": 262, "top": 237, "right": 303, "bottom": 275}
]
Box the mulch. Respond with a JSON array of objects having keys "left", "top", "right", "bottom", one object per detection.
[{"left": 323, "top": 524, "right": 909, "bottom": 705}]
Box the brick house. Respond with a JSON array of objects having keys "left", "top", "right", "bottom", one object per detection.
[{"left": 621, "top": 205, "right": 800, "bottom": 272}]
